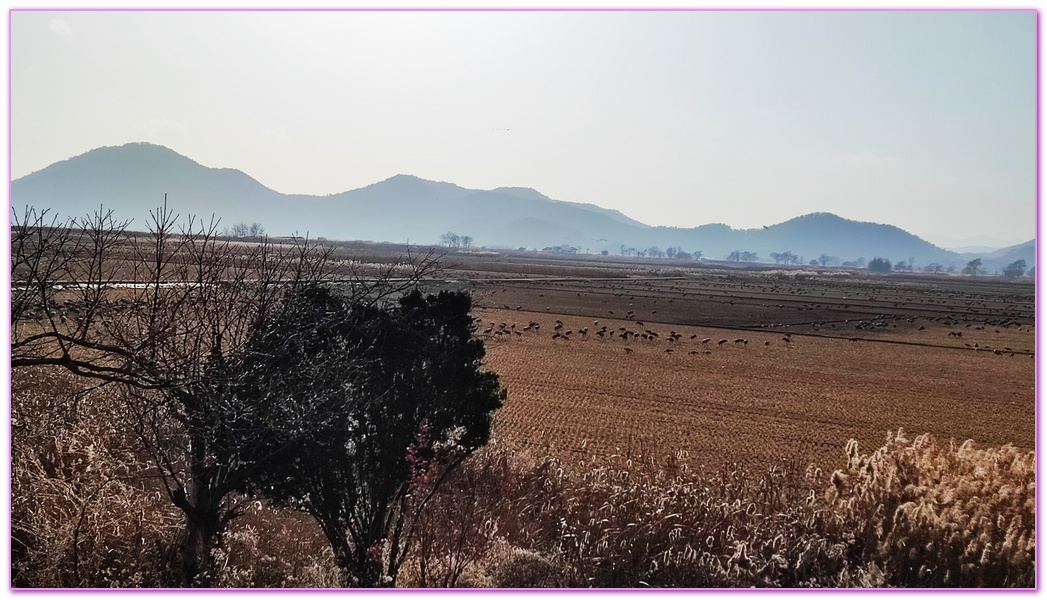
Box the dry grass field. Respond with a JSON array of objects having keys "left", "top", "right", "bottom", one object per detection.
[
  {"left": 12, "top": 232, "right": 1037, "bottom": 587},
  {"left": 470, "top": 269, "right": 1034, "bottom": 474}
]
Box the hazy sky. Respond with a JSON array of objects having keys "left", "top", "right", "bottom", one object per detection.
[{"left": 11, "top": 9, "right": 1036, "bottom": 247}]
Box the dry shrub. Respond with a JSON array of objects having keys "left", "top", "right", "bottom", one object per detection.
[
  {"left": 13, "top": 364, "right": 1032, "bottom": 590},
  {"left": 406, "top": 434, "right": 1034, "bottom": 589},
  {"left": 828, "top": 430, "right": 1035, "bottom": 587},
  {"left": 547, "top": 451, "right": 832, "bottom": 587},
  {"left": 398, "top": 443, "right": 573, "bottom": 588},
  {"left": 489, "top": 548, "right": 572, "bottom": 588},
  {"left": 212, "top": 501, "right": 339, "bottom": 588},
  {"left": 11, "top": 371, "right": 182, "bottom": 587}
]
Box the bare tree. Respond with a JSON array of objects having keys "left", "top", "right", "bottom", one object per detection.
[
  {"left": 11, "top": 200, "right": 442, "bottom": 586},
  {"left": 439, "top": 232, "right": 460, "bottom": 249},
  {"left": 818, "top": 254, "right": 837, "bottom": 267}
]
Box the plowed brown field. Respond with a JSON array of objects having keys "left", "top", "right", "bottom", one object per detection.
[{"left": 473, "top": 272, "right": 1034, "bottom": 474}]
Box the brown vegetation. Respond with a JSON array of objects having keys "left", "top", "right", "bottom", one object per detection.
[{"left": 12, "top": 230, "right": 1034, "bottom": 587}]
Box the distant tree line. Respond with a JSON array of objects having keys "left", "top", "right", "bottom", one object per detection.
[
  {"left": 439, "top": 232, "right": 473, "bottom": 250},
  {"left": 619, "top": 245, "right": 702, "bottom": 259},
  {"left": 543, "top": 245, "right": 579, "bottom": 254},
  {"left": 726, "top": 250, "right": 759, "bottom": 262},
  {"left": 223, "top": 222, "right": 265, "bottom": 238}
]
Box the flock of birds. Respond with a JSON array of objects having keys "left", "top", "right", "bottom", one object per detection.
[
  {"left": 476, "top": 315, "right": 800, "bottom": 356},
  {"left": 476, "top": 312, "right": 1032, "bottom": 358}
]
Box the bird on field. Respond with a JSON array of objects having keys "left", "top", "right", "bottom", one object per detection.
[{"left": 718, "top": 339, "right": 727, "bottom": 345}]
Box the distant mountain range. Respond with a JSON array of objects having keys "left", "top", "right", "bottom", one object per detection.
[{"left": 11, "top": 143, "right": 1032, "bottom": 271}]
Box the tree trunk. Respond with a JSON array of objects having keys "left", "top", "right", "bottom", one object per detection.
[
  {"left": 316, "top": 517, "right": 386, "bottom": 588},
  {"left": 180, "top": 515, "right": 219, "bottom": 587},
  {"left": 177, "top": 435, "right": 225, "bottom": 587}
]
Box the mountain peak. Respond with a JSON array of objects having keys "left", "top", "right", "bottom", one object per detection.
[{"left": 13, "top": 143, "right": 967, "bottom": 268}]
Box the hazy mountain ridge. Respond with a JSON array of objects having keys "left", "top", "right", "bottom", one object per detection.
[{"left": 12, "top": 142, "right": 1004, "bottom": 269}]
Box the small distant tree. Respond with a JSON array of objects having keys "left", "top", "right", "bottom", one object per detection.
[
  {"left": 818, "top": 254, "right": 837, "bottom": 267},
  {"left": 868, "top": 257, "right": 892, "bottom": 273},
  {"left": 810, "top": 259, "right": 819, "bottom": 266},
  {"left": 647, "top": 246, "right": 664, "bottom": 258},
  {"left": 665, "top": 247, "right": 677, "bottom": 259},
  {"left": 947, "top": 264, "right": 956, "bottom": 273},
  {"left": 224, "top": 222, "right": 251, "bottom": 237},
  {"left": 1002, "top": 259, "right": 1027, "bottom": 278},
  {"left": 741, "top": 251, "right": 757, "bottom": 262},
  {"left": 249, "top": 222, "right": 265, "bottom": 237},
  {"left": 962, "top": 258, "right": 983, "bottom": 276},
  {"left": 676, "top": 251, "right": 692, "bottom": 260},
  {"left": 894, "top": 260, "right": 909, "bottom": 272},
  {"left": 439, "top": 232, "right": 460, "bottom": 249},
  {"left": 856, "top": 257, "right": 867, "bottom": 268},
  {"left": 1029, "top": 265, "right": 1035, "bottom": 279},
  {"left": 601, "top": 249, "right": 609, "bottom": 256},
  {"left": 460, "top": 235, "right": 473, "bottom": 250},
  {"left": 925, "top": 263, "right": 944, "bottom": 274},
  {"left": 727, "top": 251, "right": 741, "bottom": 262}
]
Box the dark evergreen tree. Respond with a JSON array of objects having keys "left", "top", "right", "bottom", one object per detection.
[{"left": 222, "top": 285, "right": 505, "bottom": 587}]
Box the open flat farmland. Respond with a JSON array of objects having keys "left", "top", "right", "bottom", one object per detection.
[{"left": 469, "top": 268, "right": 1035, "bottom": 473}]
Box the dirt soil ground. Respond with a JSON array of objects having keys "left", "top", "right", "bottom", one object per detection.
[{"left": 464, "top": 266, "right": 1034, "bottom": 474}]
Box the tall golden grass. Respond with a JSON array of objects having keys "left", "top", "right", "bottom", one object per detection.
[{"left": 11, "top": 370, "right": 1034, "bottom": 588}]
